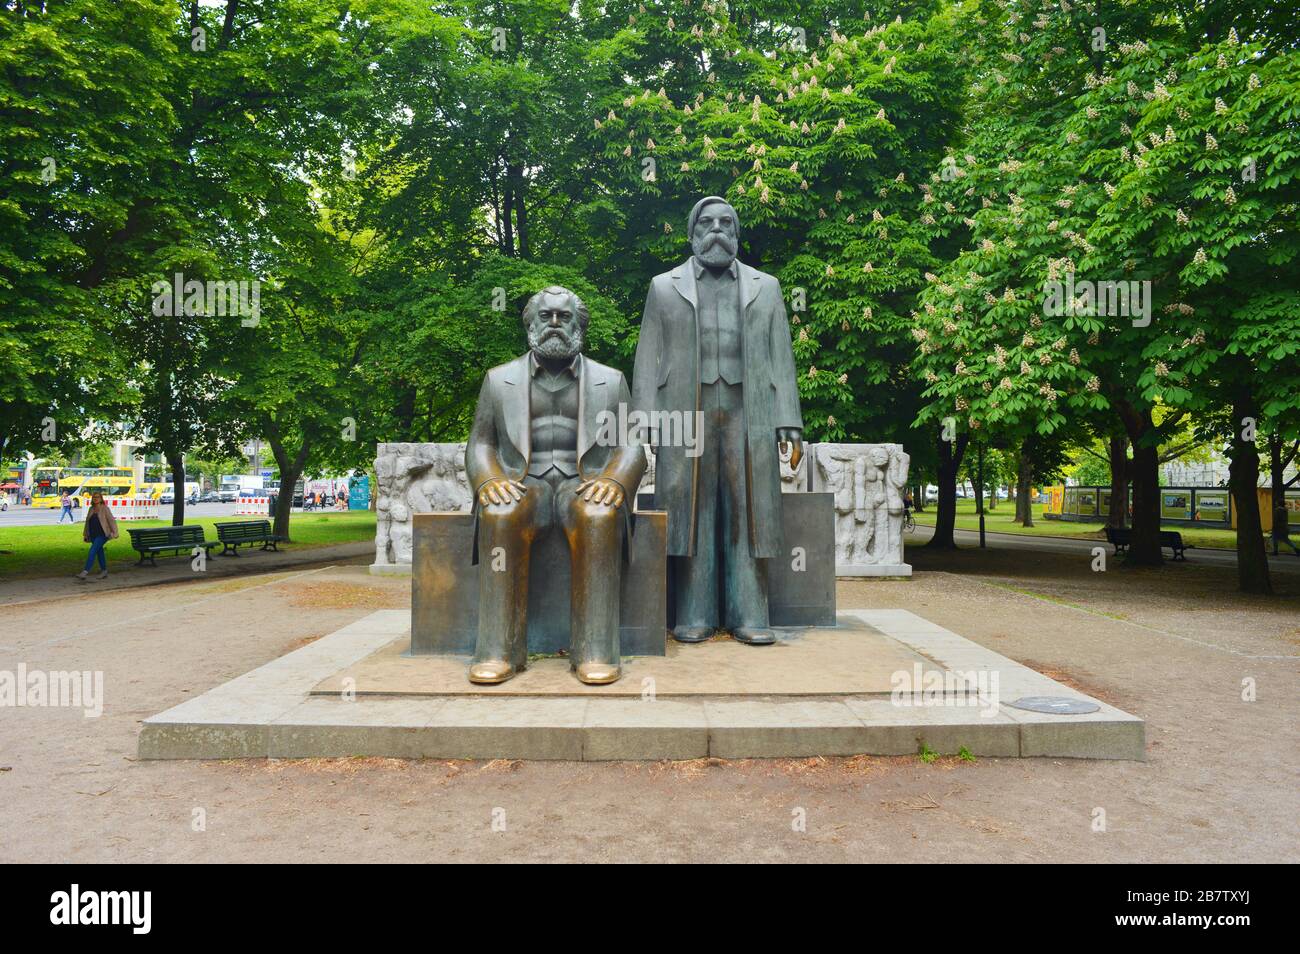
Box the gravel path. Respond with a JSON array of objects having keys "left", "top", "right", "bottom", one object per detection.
[{"left": 0, "top": 546, "right": 1295, "bottom": 863}]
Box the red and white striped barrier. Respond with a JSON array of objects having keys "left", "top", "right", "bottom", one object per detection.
[
  {"left": 101, "top": 496, "right": 160, "bottom": 520},
  {"left": 234, "top": 496, "right": 270, "bottom": 515}
]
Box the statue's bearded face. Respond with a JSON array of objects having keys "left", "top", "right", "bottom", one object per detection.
[
  {"left": 691, "top": 203, "right": 739, "bottom": 269},
  {"left": 527, "top": 291, "right": 584, "bottom": 361}
]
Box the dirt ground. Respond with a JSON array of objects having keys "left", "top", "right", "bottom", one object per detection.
[{"left": 1, "top": 545, "right": 1296, "bottom": 863}]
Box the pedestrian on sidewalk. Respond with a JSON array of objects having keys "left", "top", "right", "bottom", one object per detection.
[
  {"left": 76, "top": 491, "right": 119, "bottom": 582},
  {"left": 58, "top": 492, "right": 75, "bottom": 523}
]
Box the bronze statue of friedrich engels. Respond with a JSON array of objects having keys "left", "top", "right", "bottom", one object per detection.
[
  {"left": 632, "top": 196, "right": 804, "bottom": 645},
  {"left": 465, "top": 286, "right": 646, "bottom": 685}
]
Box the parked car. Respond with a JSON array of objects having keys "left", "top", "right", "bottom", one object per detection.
[{"left": 199, "top": 490, "right": 219, "bottom": 503}]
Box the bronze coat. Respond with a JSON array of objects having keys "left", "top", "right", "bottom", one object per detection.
[
  {"left": 632, "top": 258, "right": 803, "bottom": 558},
  {"left": 465, "top": 353, "right": 646, "bottom": 507}
]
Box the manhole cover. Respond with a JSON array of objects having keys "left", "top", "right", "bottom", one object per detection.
[{"left": 1008, "top": 696, "right": 1100, "bottom": 715}]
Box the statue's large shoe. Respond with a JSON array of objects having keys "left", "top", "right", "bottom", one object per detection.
[
  {"left": 468, "top": 660, "right": 516, "bottom": 684},
  {"left": 672, "top": 625, "right": 714, "bottom": 643},
  {"left": 733, "top": 627, "right": 777, "bottom": 645},
  {"left": 575, "top": 661, "right": 621, "bottom": 685}
]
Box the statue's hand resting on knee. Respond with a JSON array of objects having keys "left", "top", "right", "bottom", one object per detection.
[
  {"left": 478, "top": 477, "right": 527, "bottom": 507},
  {"left": 575, "top": 477, "right": 624, "bottom": 508}
]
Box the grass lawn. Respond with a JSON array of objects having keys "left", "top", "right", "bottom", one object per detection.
[
  {"left": 911, "top": 497, "right": 1245, "bottom": 551},
  {"left": 0, "top": 510, "right": 376, "bottom": 581}
]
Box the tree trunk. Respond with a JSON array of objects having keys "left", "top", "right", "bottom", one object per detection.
[
  {"left": 1229, "top": 395, "right": 1271, "bottom": 594},
  {"left": 501, "top": 162, "right": 515, "bottom": 257},
  {"left": 987, "top": 478, "right": 997, "bottom": 510},
  {"left": 165, "top": 448, "right": 186, "bottom": 527},
  {"left": 394, "top": 384, "right": 417, "bottom": 438},
  {"left": 1014, "top": 434, "right": 1034, "bottom": 527},
  {"left": 925, "top": 432, "right": 969, "bottom": 550},
  {"left": 1107, "top": 433, "right": 1128, "bottom": 529},
  {"left": 1127, "top": 441, "right": 1162, "bottom": 566},
  {"left": 510, "top": 161, "right": 530, "bottom": 259},
  {"left": 1269, "top": 432, "right": 1283, "bottom": 542},
  {"left": 266, "top": 431, "right": 311, "bottom": 542},
  {"left": 1116, "top": 402, "right": 1162, "bottom": 566},
  {"left": 490, "top": 176, "right": 503, "bottom": 252},
  {"left": 913, "top": 483, "right": 926, "bottom": 512}
]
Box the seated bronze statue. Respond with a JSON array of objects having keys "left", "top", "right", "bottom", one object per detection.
[{"left": 465, "top": 286, "right": 646, "bottom": 685}]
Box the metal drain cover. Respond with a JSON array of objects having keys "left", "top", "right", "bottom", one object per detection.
[{"left": 1008, "top": 695, "right": 1100, "bottom": 715}]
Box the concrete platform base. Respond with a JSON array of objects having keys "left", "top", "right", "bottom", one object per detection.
[
  {"left": 311, "top": 615, "right": 937, "bottom": 698},
  {"left": 139, "top": 610, "right": 1145, "bottom": 761},
  {"left": 368, "top": 563, "right": 411, "bottom": 576},
  {"left": 836, "top": 564, "right": 913, "bottom": 577}
]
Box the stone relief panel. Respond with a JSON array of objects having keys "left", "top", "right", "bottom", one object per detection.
[
  {"left": 812, "top": 443, "right": 910, "bottom": 569},
  {"left": 372, "top": 440, "right": 911, "bottom": 574},
  {"left": 374, "top": 443, "right": 472, "bottom": 565}
]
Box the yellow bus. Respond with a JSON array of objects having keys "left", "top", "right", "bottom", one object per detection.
[
  {"left": 32, "top": 467, "right": 137, "bottom": 508},
  {"left": 29, "top": 466, "right": 67, "bottom": 507}
]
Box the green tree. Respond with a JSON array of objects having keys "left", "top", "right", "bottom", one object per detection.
[
  {"left": 591, "top": 3, "right": 967, "bottom": 454},
  {"left": 1084, "top": 27, "right": 1300, "bottom": 592},
  {"left": 0, "top": 0, "right": 165, "bottom": 456}
]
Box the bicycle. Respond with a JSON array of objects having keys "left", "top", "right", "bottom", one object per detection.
[{"left": 902, "top": 506, "right": 916, "bottom": 533}]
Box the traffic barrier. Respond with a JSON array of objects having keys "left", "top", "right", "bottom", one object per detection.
[
  {"left": 234, "top": 496, "right": 269, "bottom": 515},
  {"left": 101, "top": 496, "right": 160, "bottom": 520}
]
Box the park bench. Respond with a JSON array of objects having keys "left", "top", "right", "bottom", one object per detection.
[
  {"left": 127, "top": 526, "right": 219, "bottom": 567},
  {"left": 1104, "top": 526, "right": 1188, "bottom": 561},
  {"left": 216, "top": 520, "right": 285, "bottom": 556}
]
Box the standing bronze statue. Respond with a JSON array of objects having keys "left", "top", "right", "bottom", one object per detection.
[
  {"left": 632, "top": 196, "right": 803, "bottom": 645},
  {"left": 466, "top": 286, "right": 645, "bottom": 685}
]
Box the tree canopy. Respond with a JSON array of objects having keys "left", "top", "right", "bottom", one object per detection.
[{"left": 3, "top": 0, "right": 1295, "bottom": 589}]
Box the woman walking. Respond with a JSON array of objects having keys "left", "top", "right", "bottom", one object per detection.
[
  {"left": 59, "top": 491, "right": 75, "bottom": 523},
  {"left": 77, "top": 491, "right": 119, "bottom": 581}
]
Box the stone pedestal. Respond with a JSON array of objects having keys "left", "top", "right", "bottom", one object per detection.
[
  {"left": 638, "top": 491, "right": 838, "bottom": 628},
  {"left": 834, "top": 563, "right": 913, "bottom": 578},
  {"left": 410, "top": 511, "right": 669, "bottom": 657},
  {"left": 408, "top": 492, "right": 838, "bottom": 653},
  {"left": 766, "top": 492, "right": 838, "bottom": 625}
]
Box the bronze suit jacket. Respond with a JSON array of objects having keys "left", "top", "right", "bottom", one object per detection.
[
  {"left": 631, "top": 258, "right": 803, "bottom": 558},
  {"left": 466, "top": 353, "right": 646, "bottom": 507}
]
